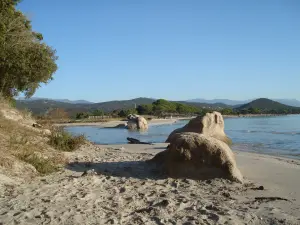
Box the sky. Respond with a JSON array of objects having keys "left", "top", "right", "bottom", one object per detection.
[{"left": 18, "top": 0, "right": 300, "bottom": 102}]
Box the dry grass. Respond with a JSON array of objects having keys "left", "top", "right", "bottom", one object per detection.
[
  {"left": 48, "top": 127, "right": 87, "bottom": 152},
  {"left": 0, "top": 99, "right": 71, "bottom": 176},
  {"left": 16, "top": 151, "right": 59, "bottom": 174}
]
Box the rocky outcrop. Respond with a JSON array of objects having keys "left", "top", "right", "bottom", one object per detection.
[
  {"left": 166, "top": 111, "right": 231, "bottom": 145},
  {"left": 127, "top": 115, "right": 148, "bottom": 130},
  {"left": 149, "top": 132, "right": 243, "bottom": 183}
]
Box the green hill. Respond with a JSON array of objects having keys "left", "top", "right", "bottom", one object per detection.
[
  {"left": 16, "top": 97, "right": 231, "bottom": 117},
  {"left": 16, "top": 98, "right": 156, "bottom": 116},
  {"left": 237, "top": 98, "right": 300, "bottom": 114}
]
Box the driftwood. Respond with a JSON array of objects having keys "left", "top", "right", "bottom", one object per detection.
[{"left": 127, "top": 137, "right": 153, "bottom": 145}]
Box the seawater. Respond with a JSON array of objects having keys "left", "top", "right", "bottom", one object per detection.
[{"left": 65, "top": 115, "right": 300, "bottom": 159}]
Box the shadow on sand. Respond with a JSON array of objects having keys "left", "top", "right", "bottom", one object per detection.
[{"left": 66, "top": 160, "right": 167, "bottom": 180}]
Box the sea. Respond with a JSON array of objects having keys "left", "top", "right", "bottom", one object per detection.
[{"left": 65, "top": 115, "right": 300, "bottom": 159}]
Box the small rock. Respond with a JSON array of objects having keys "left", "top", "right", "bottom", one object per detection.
[
  {"left": 119, "top": 187, "right": 126, "bottom": 193},
  {"left": 33, "top": 123, "right": 42, "bottom": 128},
  {"left": 206, "top": 180, "right": 212, "bottom": 184},
  {"left": 153, "top": 199, "right": 170, "bottom": 207},
  {"left": 136, "top": 207, "right": 154, "bottom": 213},
  {"left": 106, "top": 218, "right": 117, "bottom": 224},
  {"left": 81, "top": 169, "right": 96, "bottom": 177},
  {"left": 114, "top": 147, "right": 125, "bottom": 151},
  {"left": 182, "top": 178, "right": 190, "bottom": 184},
  {"left": 171, "top": 181, "right": 179, "bottom": 188},
  {"left": 222, "top": 192, "right": 231, "bottom": 198}
]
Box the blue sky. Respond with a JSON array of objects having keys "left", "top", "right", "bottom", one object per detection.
[{"left": 18, "top": 0, "right": 300, "bottom": 102}]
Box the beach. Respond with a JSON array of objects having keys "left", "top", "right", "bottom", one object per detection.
[
  {"left": 1, "top": 142, "right": 299, "bottom": 224},
  {"left": 56, "top": 115, "right": 289, "bottom": 127},
  {"left": 55, "top": 118, "right": 183, "bottom": 127}
]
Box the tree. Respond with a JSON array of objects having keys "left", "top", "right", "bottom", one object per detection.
[
  {"left": 137, "top": 104, "right": 153, "bottom": 115},
  {"left": 76, "top": 112, "right": 89, "bottom": 119},
  {"left": 118, "top": 108, "right": 137, "bottom": 117},
  {"left": 152, "top": 99, "right": 177, "bottom": 115},
  {"left": 221, "top": 108, "right": 234, "bottom": 115},
  {"left": 0, "top": 0, "right": 58, "bottom": 99},
  {"left": 91, "top": 109, "right": 104, "bottom": 116},
  {"left": 248, "top": 107, "right": 261, "bottom": 114}
]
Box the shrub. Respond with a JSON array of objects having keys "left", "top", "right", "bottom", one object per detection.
[
  {"left": 49, "top": 128, "right": 86, "bottom": 151},
  {"left": 17, "top": 152, "right": 59, "bottom": 174},
  {"left": 75, "top": 112, "right": 89, "bottom": 119}
]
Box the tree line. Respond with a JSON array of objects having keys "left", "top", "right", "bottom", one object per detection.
[
  {"left": 45, "top": 98, "right": 300, "bottom": 120},
  {"left": 76, "top": 99, "right": 212, "bottom": 119}
]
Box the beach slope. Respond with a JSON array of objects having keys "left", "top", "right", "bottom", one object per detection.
[{"left": 0, "top": 143, "right": 299, "bottom": 224}]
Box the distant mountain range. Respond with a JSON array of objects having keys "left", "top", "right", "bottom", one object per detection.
[
  {"left": 16, "top": 97, "right": 300, "bottom": 117},
  {"left": 16, "top": 97, "right": 230, "bottom": 116},
  {"left": 19, "top": 97, "right": 300, "bottom": 107},
  {"left": 17, "top": 97, "right": 94, "bottom": 104},
  {"left": 187, "top": 98, "right": 300, "bottom": 107}
]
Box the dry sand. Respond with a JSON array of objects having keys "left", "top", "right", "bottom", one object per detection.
[
  {"left": 0, "top": 143, "right": 299, "bottom": 225},
  {"left": 55, "top": 118, "right": 192, "bottom": 127}
]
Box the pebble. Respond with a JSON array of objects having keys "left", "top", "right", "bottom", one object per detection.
[{"left": 119, "top": 187, "right": 126, "bottom": 193}]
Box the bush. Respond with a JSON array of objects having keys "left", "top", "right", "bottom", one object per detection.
[
  {"left": 17, "top": 153, "right": 59, "bottom": 174},
  {"left": 49, "top": 128, "right": 86, "bottom": 151},
  {"left": 75, "top": 112, "right": 89, "bottom": 119}
]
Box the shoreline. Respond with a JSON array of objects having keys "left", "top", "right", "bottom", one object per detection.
[
  {"left": 55, "top": 114, "right": 288, "bottom": 127},
  {"left": 95, "top": 142, "right": 300, "bottom": 162},
  {"left": 223, "top": 113, "right": 290, "bottom": 118},
  {"left": 55, "top": 117, "right": 189, "bottom": 127}
]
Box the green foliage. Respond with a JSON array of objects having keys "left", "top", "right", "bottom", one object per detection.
[
  {"left": 137, "top": 104, "right": 153, "bottom": 115},
  {"left": 248, "top": 107, "right": 261, "bottom": 114},
  {"left": 221, "top": 108, "right": 234, "bottom": 115},
  {"left": 175, "top": 103, "right": 199, "bottom": 114},
  {"left": 49, "top": 128, "right": 86, "bottom": 152},
  {"left": 118, "top": 108, "right": 137, "bottom": 117},
  {"left": 236, "top": 98, "right": 300, "bottom": 114},
  {"left": 0, "top": 0, "right": 58, "bottom": 98},
  {"left": 137, "top": 99, "right": 202, "bottom": 116},
  {"left": 76, "top": 112, "right": 89, "bottom": 119},
  {"left": 152, "top": 99, "right": 177, "bottom": 115},
  {"left": 91, "top": 109, "right": 104, "bottom": 116}
]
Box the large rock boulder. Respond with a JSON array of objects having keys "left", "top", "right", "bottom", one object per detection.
[
  {"left": 149, "top": 132, "right": 243, "bottom": 183},
  {"left": 127, "top": 116, "right": 148, "bottom": 130},
  {"left": 166, "top": 111, "right": 231, "bottom": 145}
]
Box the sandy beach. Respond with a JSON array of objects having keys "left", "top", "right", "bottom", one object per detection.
[
  {"left": 55, "top": 118, "right": 184, "bottom": 127},
  {"left": 56, "top": 115, "right": 292, "bottom": 128},
  {"left": 1, "top": 143, "right": 299, "bottom": 225}
]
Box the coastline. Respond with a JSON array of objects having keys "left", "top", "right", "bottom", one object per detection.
[
  {"left": 55, "top": 118, "right": 187, "bottom": 127},
  {"left": 223, "top": 113, "right": 288, "bottom": 118},
  {"left": 55, "top": 114, "right": 287, "bottom": 127}
]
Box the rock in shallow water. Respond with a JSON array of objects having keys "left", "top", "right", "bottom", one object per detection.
[
  {"left": 149, "top": 132, "right": 243, "bottom": 183},
  {"left": 166, "top": 111, "right": 232, "bottom": 145}
]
